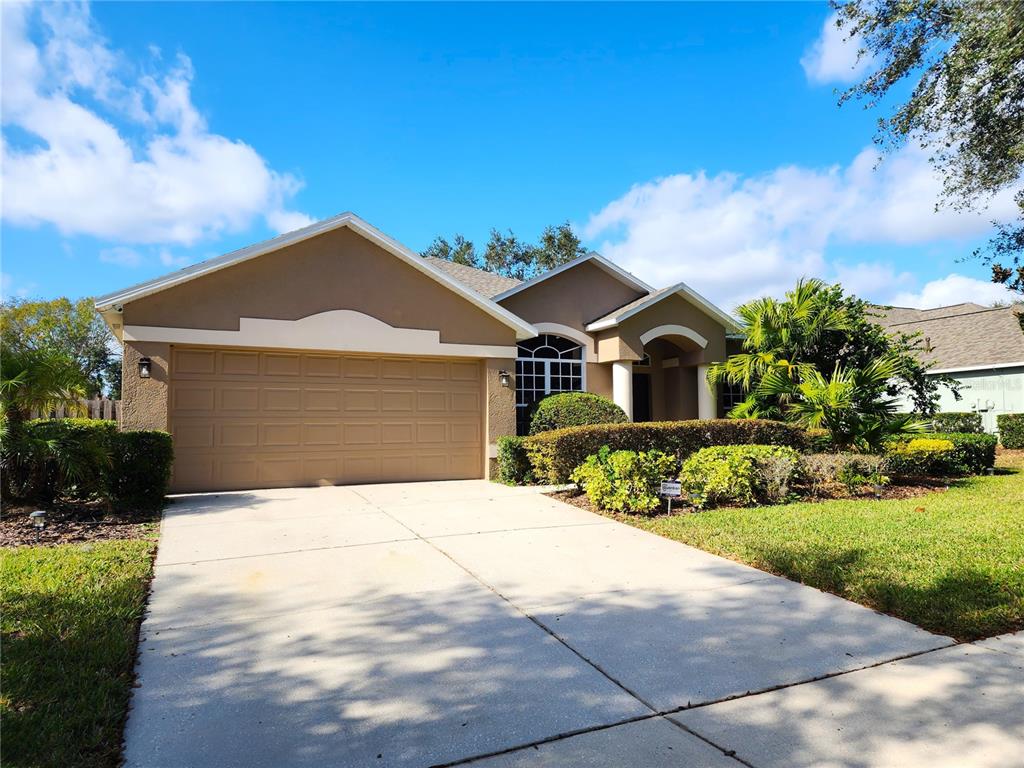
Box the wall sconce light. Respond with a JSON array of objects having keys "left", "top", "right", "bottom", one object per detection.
[
  {"left": 138, "top": 357, "right": 152, "bottom": 379},
  {"left": 498, "top": 370, "right": 512, "bottom": 388}
]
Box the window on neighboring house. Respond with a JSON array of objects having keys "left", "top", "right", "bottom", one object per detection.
[
  {"left": 515, "top": 334, "right": 584, "bottom": 435},
  {"left": 719, "top": 380, "right": 746, "bottom": 417}
]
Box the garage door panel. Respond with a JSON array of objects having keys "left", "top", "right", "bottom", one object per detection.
[
  {"left": 174, "top": 348, "right": 216, "bottom": 376},
  {"left": 262, "top": 423, "right": 302, "bottom": 447},
  {"left": 220, "top": 386, "right": 259, "bottom": 411},
  {"left": 344, "top": 389, "right": 379, "bottom": 412},
  {"left": 451, "top": 391, "right": 480, "bottom": 412},
  {"left": 304, "top": 355, "right": 342, "bottom": 378},
  {"left": 381, "top": 422, "right": 415, "bottom": 444},
  {"left": 416, "top": 391, "right": 448, "bottom": 411},
  {"left": 450, "top": 422, "right": 479, "bottom": 444},
  {"left": 170, "top": 348, "right": 483, "bottom": 492},
  {"left": 221, "top": 422, "right": 259, "bottom": 448},
  {"left": 263, "top": 353, "right": 301, "bottom": 376},
  {"left": 416, "top": 422, "right": 447, "bottom": 444},
  {"left": 344, "top": 357, "right": 379, "bottom": 378},
  {"left": 303, "top": 388, "right": 341, "bottom": 411},
  {"left": 173, "top": 385, "right": 216, "bottom": 412},
  {"left": 220, "top": 351, "right": 260, "bottom": 376},
  {"left": 303, "top": 423, "right": 341, "bottom": 446},
  {"left": 263, "top": 388, "right": 301, "bottom": 411},
  {"left": 343, "top": 422, "right": 380, "bottom": 446}
]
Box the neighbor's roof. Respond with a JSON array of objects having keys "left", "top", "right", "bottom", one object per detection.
[
  {"left": 874, "top": 303, "right": 1024, "bottom": 372},
  {"left": 94, "top": 212, "right": 537, "bottom": 340},
  {"left": 424, "top": 257, "right": 520, "bottom": 298},
  {"left": 585, "top": 281, "right": 742, "bottom": 333}
]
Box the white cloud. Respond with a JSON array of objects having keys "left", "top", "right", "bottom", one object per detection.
[
  {"left": 890, "top": 274, "right": 1020, "bottom": 309},
  {"left": 99, "top": 246, "right": 142, "bottom": 267},
  {"left": 1, "top": 272, "right": 36, "bottom": 300},
  {"left": 1, "top": 3, "right": 310, "bottom": 246},
  {"left": 158, "top": 248, "right": 189, "bottom": 268},
  {"left": 801, "top": 11, "right": 872, "bottom": 85},
  {"left": 583, "top": 143, "right": 1019, "bottom": 312}
]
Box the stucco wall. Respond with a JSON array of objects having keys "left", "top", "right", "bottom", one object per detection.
[
  {"left": 121, "top": 341, "right": 170, "bottom": 431},
  {"left": 123, "top": 226, "right": 517, "bottom": 348},
  {"left": 497, "top": 261, "right": 645, "bottom": 331},
  {"left": 613, "top": 293, "right": 728, "bottom": 364},
  {"left": 586, "top": 362, "right": 613, "bottom": 399}
]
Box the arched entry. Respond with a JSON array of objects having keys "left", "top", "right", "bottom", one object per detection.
[{"left": 631, "top": 325, "right": 714, "bottom": 422}]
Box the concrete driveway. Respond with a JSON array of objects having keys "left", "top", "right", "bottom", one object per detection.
[{"left": 125, "top": 481, "right": 1023, "bottom": 768}]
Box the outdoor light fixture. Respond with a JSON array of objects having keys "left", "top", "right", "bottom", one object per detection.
[
  {"left": 498, "top": 370, "right": 512, "bottom": 388},
  {"left": 138, "top": 357, "right": 152, "bottom": 379},
  {"left": 29, "top": 510, "right": 46, "bottom": 529}
]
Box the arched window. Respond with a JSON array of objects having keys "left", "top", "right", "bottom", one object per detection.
[{"left": 515, "top": 334, "right": 584, "bottom": 434}]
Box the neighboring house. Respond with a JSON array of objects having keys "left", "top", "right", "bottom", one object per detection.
[
  {"left": 95, "top": 212, "right": 739, "bottom": 492},
  {"left": 875, "top": 302, "right": 1024, "bottom": 433}
]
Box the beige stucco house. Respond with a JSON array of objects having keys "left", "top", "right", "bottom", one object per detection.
[{"left": 96, "top": 213, "right": 739, "bottom": 492}]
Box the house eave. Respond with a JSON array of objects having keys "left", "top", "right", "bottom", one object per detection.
[{"left": 491, "top": 252, "right": 652, "bottom": 303}]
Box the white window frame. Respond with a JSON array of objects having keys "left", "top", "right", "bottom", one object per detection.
[{"left": 515, "top": 334, "right": 586, "bottom": 434}]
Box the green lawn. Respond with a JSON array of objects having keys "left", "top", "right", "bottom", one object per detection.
[
  {"left": 1, "top": 536, "right": 157, "bottom": 768},
  {"left": 619, "top": 464, "right": 1024, "bottom": 641}
]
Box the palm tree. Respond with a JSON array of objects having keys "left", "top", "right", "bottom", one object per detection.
[
  {"left": 756, "top": 353, "right": 924, "bottom": 451},
  {"left": 708, "top": 278, "right": 851, "bottom": 417}
]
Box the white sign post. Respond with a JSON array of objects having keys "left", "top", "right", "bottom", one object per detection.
[{"left": 660, "top": 480, "right": 682, "bottom": 513}]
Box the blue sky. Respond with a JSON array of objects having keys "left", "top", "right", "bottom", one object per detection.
[{"left": 2, "top": 2, "right": 1019, "bottom": 311}]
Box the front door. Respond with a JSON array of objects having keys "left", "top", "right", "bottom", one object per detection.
[{"left": 632, "top": 372, "right": 652, "bottom": 422}]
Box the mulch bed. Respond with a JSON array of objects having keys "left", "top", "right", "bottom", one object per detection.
[
  {"left": 548, "top": 478, "right": 949, "bottom": 518},
  {"left": 0, "top": 503, "right": 159, "bottom": 548}
]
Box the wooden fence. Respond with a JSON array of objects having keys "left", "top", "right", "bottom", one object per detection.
[{"left": 30, "top": 397, "right": 120, "bottom": 422}]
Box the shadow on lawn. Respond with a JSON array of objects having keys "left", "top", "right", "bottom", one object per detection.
[{"left": 751, "top": 543, "right": 1021, "bottom": 641}]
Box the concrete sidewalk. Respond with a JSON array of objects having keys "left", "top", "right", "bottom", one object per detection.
[{"left": 123, "top": 481, "right": 1021, "bottom": 767}]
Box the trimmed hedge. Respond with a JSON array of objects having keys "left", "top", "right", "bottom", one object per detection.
[
  {"left": 929, "top": 412, "right": 983, "bottom": 434},
  {"left": 529, "top": 392, "right": 627, "bottom": 435},
  {"left": 3, "top": 419, "right": 173, "bottom": 510},
  {"left": 108, "top": 431, "right": 174, "bottom": 511},
  {"left": 998, "top": 413, "right": 1024, "bottom": 449},
  {"left": 495, "top": 435, "right": 534, "bottom": 486},
  {"left": 525, "top": 418, "right": 807, "bottom": 484},
  {"left": 885, "top": 432, "right": 996, "bottom": 477}
]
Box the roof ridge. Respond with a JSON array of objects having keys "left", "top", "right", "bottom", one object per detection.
[{"left": 883, "top": 304, "right": 1021, "bottom": 326}]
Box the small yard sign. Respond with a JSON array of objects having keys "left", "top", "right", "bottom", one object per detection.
[{"left": 660, "top": 480, "right": 682, "bottom": 497}]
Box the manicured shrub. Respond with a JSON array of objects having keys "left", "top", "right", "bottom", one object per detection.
[
  {"left": 495, "top": 435, "right": 535, "bottom": 486},
  {"left": 524, "top": 419, "right": 807, "bottom": 484},
  {"left": 998, "top": 413, "right": 1024, "bottom": 449},
  {"left": 529, "top": 392, "right": 627, "bottom": 435},
  {"left": 108, "top": 431, "right": 174, "bottom": 512},
  {"left": 884, "top": 438, "right": 955, "bottom": 478},
  {"left": 6, "top": 419, "right": 117, "bottom": 502},
  {"left": 679, "top": 445, "right": 801, "bottom": 507},
  {"left": 885, "top": 432, "right": 996, "bottom": 477},
  {"left": 929, "top": 412, "right": 983, "bottom": 434},
  {"left": 570, "top": 447, "right": 676, "bottom": 513},
  {"left": 800, "top": 453, "right": 887, "bottom": 495}
]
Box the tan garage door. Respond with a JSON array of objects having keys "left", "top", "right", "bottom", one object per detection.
[{"left": 169, "top": 346, "right": 483, "bottom": 492}]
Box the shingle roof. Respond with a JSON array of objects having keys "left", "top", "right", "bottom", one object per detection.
[
  {"left": 423, "top": 257, "right": 521, "bottom": 298},
  {"left": 874, "top": 303, "right": 1024, "bottom": 370}
]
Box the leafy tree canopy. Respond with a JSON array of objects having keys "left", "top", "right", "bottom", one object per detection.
[
  {"left": 835, "top": 0, "right": 1024, "bottom": 293},
  {"left": 709, "top": 279, "right": 958, "bottom": 444},
  {"left": 421, "top": 222, "right": 587, "bottom": 281},
  {"left": 1, "top": 297, "right": 121, "bottom": 397}
]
